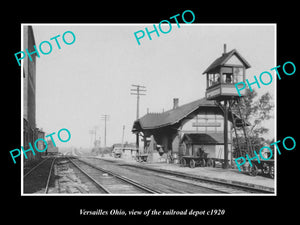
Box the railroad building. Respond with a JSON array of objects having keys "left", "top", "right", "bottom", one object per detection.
[
  {"left": 132, "top": 97, "right": 245, "bottom": 165},
  {"left": 47, "top": 139, "right": 59, "bottom": 155},
  {"left": 132, "top": 45, "right": 251, "bottom": 167},
  {"left": 36, "top": 128, "right": 46, "bottom": 156},
  {"left": 112, "top": 143, "right": 138, "bottom": 159},
  {"left": 23, "top": 26, "right": 44, "bottom": 163}
]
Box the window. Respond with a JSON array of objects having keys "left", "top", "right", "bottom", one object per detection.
[
  {"left": 223, "top": 73, "right": 233, "bottom": 83},
  {"left": 208, "top": 73, "right": 220, "bottom": 87},
  {"left": 221, "top": 67, "right": 233, "bottom": 84},
  {"left": 233, "top": 67, "right": 244, "bottom": 83},
  {"left": 221, "top": 66, "right": 244, "bottom": 84}
]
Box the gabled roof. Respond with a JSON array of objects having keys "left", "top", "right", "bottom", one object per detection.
[
  {"left": 138, "top": 98, "right": 215, "bottom": 129},
  {"left": 133, "top": 98, "right": 215, "bottom": 130},
  {"left": 132, "top": 97, "right": 247, "bottom": 131},
  {"left": 202, "top": 49, "right": 251, "bottom": 74}
]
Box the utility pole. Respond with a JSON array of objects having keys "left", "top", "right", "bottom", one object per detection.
[
  {"left": 94, "top": 126, "right": 98, "bottom": 145},
  {"left": 89, "top": 129, "right": 95, "bottom": 147},
  {"left": 121, "top": 125, "right": 125, "bottom": 149},
  {"left": 130, "top": 84, "right": 146, "bottom": 149},
  {"left": 101, "top": 114, "right": 110, "bottom": 147}
]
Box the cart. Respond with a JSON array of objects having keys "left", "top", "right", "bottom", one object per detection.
[
  {"left": 180, "top": 154, "right": 215, "bottom": 168},
  {"left": 113, "top": 149, "right": 122, "bottom": 158},
  {"left": 180, "top": 155, "right": 233, "bottom": 168},
  {"left": 248, "top": 159, "right": 274, "bottom": 178},
  {"left": 135, "top": 153, "right": 149, "bottom": 162}
]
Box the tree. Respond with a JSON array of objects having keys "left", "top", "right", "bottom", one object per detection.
[{"left": 232, "top": 89, "right": 274, "bottom": 156}]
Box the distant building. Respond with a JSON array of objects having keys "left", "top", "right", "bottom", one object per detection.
[
  {"left": 112, "top": 143, "right": 138, "bottom": 159},
  {"left": 132, "top": 97, "right": 246, "bottom": 164},
  {"left": 47, "top": 139, "right": 59, "bottom": 155},
  {"left": 35, "top": 128, "right": 45, "bottom": 157}
]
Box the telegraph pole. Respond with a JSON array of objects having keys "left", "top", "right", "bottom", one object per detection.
[
  {"left": 130, "top": 84, "right": 146, "bottom": 149},
  {"left": 101, "top": 114, "right": 110, "bottom": 147},
  {"left": 121, "top": 125, "right": 125, "bottom": 149},
  {"left": 89, "top": 129, "right": 95, "bottom": 147},
  {"left": 94, "top": 126, "right": 98, "bottom": 144}
]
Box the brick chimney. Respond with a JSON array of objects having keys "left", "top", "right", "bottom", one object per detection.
[
  {"left": 223, "top": 43, "right": 227, "bottom": 56},
  {"left": 173, "top": 98, "right": 179, "bottom": 109}
]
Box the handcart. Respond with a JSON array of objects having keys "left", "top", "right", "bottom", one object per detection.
[{"left": 248, "top": 159, "right": 274, "bottom": 178}]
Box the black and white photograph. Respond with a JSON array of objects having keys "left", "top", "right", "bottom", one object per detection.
[{"left": 21, "top": 24, "right": 276, "bottom": 195}]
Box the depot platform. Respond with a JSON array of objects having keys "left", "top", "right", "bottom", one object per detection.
[{"left": 94, "top": 155, "right": 275, "bottom": 193}]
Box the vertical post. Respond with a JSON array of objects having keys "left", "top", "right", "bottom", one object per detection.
[
  {"left": 104, "top": 118, "right": 107, "bottom": 147},
  {"left": 130, "top": 84, "right": 146, "bottom": 150},
  {"left": 206, "top": 74, "right": 209, "bottom": 89},
  {"left": 136, "top": 133, "right": 139, "bottom": 150},
  {"left": 143, "top": 135, "right": 147, "bottom": 149},
  {"left": 89, "top": 129, "right": 95, "bottom": 147},
  {"left": 93, "top": 126, "right": 98, "bottom": 147},
  {"left": 230, "top": 99, "right": 242, "bottom": 158},
  {"left": 101, "top": 115, "right": 109, "bottom": 147},
  {"left": 121, "top": 125, "right": 125, "bottom": 149},
  {"left": 136, "top": 86, "right": 140, "bottom": 149},
  {"left": 137, "top": 86, "right": 140, "bottom": 120},
  {"left": 223, "top": 100, "right": 229, "bottom": 169}
]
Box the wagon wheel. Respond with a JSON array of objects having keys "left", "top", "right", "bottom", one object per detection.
[
  {"left": 180, "top": 158, "right": 187, "bottom": 167},
  {"left": 144, "top": 156, "right": 149, "bottom": 162},
  {"left": 199, "top": 159, "right": 206, "bottom": 167},
  {"left": 248, "top": 164, "right": 258, "bottom": 176},
  {"left": 269, "top": 165, "right": 274, "bottom": 179},
  {"left": 206, "top": 158, "right": 213, "bottom": 167},
  {"left": 212, "top": 159, "right": 216, "bottom": 168},
  {"left": 242, "top": 162, "right": 249, "bottom": 172},
  {"left": 262, "top": 163, "right": 270, "bottom": 175},
  {"left": 189, "top": 159, "right": 196, "bottom": 168}
]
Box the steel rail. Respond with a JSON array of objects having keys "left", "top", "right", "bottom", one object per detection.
[
  {"left": 24, "top": 157, "right": 49, "bottom": 178},
  {"left": 127, "top": 164, "right": 273, "bottom": 193},
  {"left": 71, "top": 157, "right": 162, "bottom": 194},
  {"left": 90, "top": 159, "right": 229, "bottom": 193},
  {"left": 75, "top": 158, "right": 229, "bottom": 194},
  {"left": 97, "top": 158, "right": 274, "bottom": 194},
  {"left": 67, "top": 157, "right": 111, "bottom": 193},
  {"left": 44, "top": 157, "right": 57, "bottom": 194}
]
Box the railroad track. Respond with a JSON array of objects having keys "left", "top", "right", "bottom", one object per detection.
[
  {"left": 123, "top": 164, "right": 273, "bottom": 194},
  {"left": 23, "top": 156, "right": 57, "bottom": 194},
  {"left": 91, "top": 157, "right": 274, "bottom": 194},
  {"left": 67, "top": 157, "right": 161, "bottom": 194},
  {"left": 24, "top": 158, "right": 49, "bottom": 178},
  {"left": 45, "top": 157, "right": 57, "bottom": 194}
]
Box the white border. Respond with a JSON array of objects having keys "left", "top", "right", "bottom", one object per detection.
[
  {"left": 21, "top": 23, "right": 24, "bottom": 194},
  {"left": 21, "top": 23, "right": 277, "bottom": 196}
]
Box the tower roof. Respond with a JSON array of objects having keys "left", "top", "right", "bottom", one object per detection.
[{"left": 202, "top": 49, "right": 251, "bottom": 74}]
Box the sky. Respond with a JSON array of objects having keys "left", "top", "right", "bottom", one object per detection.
[{"left": 29, "top": 24, "right": 276, "bottom": 149}]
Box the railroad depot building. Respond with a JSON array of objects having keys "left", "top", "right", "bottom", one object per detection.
[
  {"left": 132, "top": 45, "right": 252, "bottom": 166},
  {"left": 132, "top": 97, "right": 245, "bottom": 165}
]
